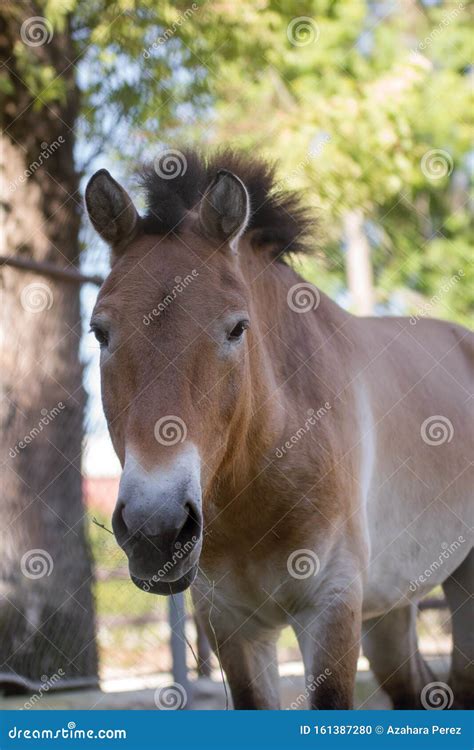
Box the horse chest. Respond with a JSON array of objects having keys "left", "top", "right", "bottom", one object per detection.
[{"left": 204, "top": 557, "right": 292, "bottom": 629}]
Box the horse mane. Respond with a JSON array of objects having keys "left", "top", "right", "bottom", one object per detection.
[{"left": 138, "top": 148, "right": 315, "bottom": 260}]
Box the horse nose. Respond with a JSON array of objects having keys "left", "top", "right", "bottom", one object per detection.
[
  {"left": 112, "top": 495, "right": 202, "bottom": 551},
  {"left": 113, "top": 445, "right": 203, "bottom": 579}
]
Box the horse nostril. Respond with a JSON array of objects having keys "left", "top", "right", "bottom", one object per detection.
[
  {"left": 112, "top": 499, "right": 128, "bottom": 543},
  {"left": 176, "top": 502, "right": 201, "bottom": 547}
]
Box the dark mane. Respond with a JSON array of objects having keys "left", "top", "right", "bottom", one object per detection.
[{"left": 138, "top": 148, "right": 315, "bottom": 260}]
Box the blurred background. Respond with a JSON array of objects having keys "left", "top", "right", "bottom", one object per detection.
[{"left": 0, "top": 0, "right": 472, "bottom": 709}]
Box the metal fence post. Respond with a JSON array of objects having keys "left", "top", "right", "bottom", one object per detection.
[{"left": 168, "top": 593, "right": 190, "bottom": 707}]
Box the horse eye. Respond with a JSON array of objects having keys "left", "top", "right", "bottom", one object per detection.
[
  {"left": 227, "top": 320, "right": 249, "bottom": 341},
  {"left": 90, "top": 325, "right": 109, "bottom": 348}
]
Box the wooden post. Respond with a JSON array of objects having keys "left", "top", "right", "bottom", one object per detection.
[{"left": 344, "top": 209, "right": 375, "bottom": 316}]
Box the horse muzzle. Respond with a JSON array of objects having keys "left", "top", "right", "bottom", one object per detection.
[
  {"left": 131, "top": 563, "right": 199, "bottom": 595},
  {"left": 112, "top": 444, "right": 203, "bottom": 594}
]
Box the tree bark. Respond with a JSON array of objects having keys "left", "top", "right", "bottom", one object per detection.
[
  {"left": 343, "top": 209, "right": 375, "bottom": 316},
  {"left": 0, "top": 3, "right": 98, "bottom": 689}
]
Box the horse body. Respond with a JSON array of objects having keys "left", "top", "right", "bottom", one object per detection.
[
  {"left": 355, "top": 315, "right": 472, "bottom": 615},
  {"left": 194, "top": 254, "right": 473, "bottom": 708},
  {"left": 85, "top": 152, "right": 473, "bottom": 710}
]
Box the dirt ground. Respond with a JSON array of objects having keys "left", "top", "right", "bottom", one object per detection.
[{"left": 1, "top": 656, "right": 449, "bottom": 711}]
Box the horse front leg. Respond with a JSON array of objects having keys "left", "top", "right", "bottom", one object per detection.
[
  {"left": 292, "top": 583, "right": 362, "bottom": 709},
  {"left": 192, "top": 582, "right": 281, "bottom": 709},
  {"left": 216, "top": 634, "right": 281, "bottom": 709},
  {"left": 196, "top": 611, "right": 280, "bottom": 707}
]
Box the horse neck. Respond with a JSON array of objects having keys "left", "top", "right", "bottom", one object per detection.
[
  {"left": 215, "top": 248, "right": 347, "bottom": 493},
  {"left": 244, "top": 245, "right": 349, "bottom": 391}
]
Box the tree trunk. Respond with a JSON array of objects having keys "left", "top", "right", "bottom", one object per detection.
[
  {"left": 0, "top": 4, "right": 98, "bottom": 689},
  {"left": 343, "top": 209, "right": 375, "bottom": 316}
]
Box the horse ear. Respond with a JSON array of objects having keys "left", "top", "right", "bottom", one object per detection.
[
  {"left": 199, "top": 170, "right": 250, "bottom": 252},
  {"left": 85, "top": 169, "right": 139, "bottom": 255}
]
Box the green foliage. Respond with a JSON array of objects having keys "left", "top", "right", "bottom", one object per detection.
[
  {"left": 181, "top": 0, "right": 472, "bottom": 323},
  {"left": 11, "top": 0, "right": 473, "bottom": 324}
]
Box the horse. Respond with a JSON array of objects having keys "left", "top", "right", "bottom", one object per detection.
[{"left": 85, "top": 149, "right": 473, "bottom": 710}]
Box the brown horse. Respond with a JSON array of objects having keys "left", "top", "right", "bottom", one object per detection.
[{"left": 85, "top": 150, "right": 473, "bottom": 709}]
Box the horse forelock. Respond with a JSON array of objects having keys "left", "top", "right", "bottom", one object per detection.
[{"left": 136, "top": 148, "right": 315, "bottom": 260}]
